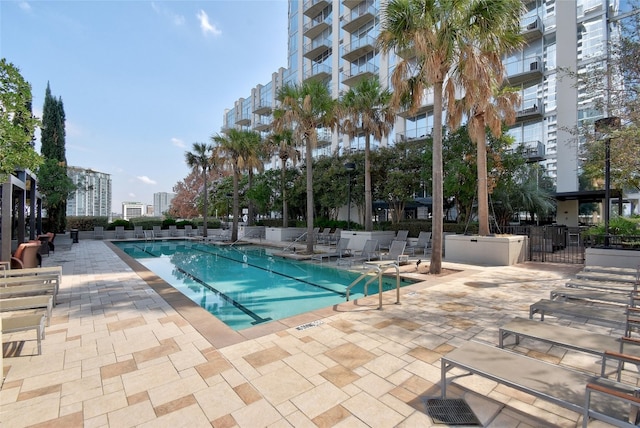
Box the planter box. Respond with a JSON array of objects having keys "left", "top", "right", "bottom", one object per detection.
[
  {"left": 585, "top": 247, "right": 640, "bottom": 269},
  {"left": 340, "top": 230, "right": 396, "bottom": 251},
  {"left": 445, "top": 234, "right": 527, "bottom": 266},
  {"left": 265, "top": 227, "right": 306, "bottom": 243}
]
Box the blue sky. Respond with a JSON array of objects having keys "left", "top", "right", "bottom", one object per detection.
[{"left": 1, "top": 0, "right": 288, "bottom": 213}]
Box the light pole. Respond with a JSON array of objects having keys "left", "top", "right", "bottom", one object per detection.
[
  {"left": 345, "top": 162, "right": 356, "bottom": 230},
  {"left": 595, "top": 116, "right": 620, "bottom": 247}
]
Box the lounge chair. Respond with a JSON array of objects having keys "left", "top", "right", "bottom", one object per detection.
[
  {"left": 1, "top": 273, "right": 60, "bottom": 305},
  {"left": 317, "top": 228, "right": 331, "bottom": 244},
  {"left": 311, "top": 238, "right": 350, "bottom": 263},
  {"left": 339, "top": 239, "right": 379, "bottom": 266},
  {"left": 153, "top": 225, "right": 164, "bottom": 238},
  {"left": 328, "top": 228, "right": 342, "bottom": 246},
  {"left": 1, "top": 295, "right": 54, "bottom": 325},
  {"left": 380, "top": 240, "right": 408, "bottom": 265},
  {"left": 133, "top": 226, "right": 145, "bottom": 238},
  {"left": 115, "top": 226, "right": 125, "bottom": 239},
  {"left": 184, "top": 225, "right": 195, "bottom": 237},
  {"left": 406, "top": 231, "right": 431, "bottom": 256},
  {"left": 2, "top": 313, "right": 46, "bottom": 355},
  {"left": 169, "top": 225, "right": 179, "bottom": 237},
  {"left": 11, "top": 242, "right": 42, "bottom": 269},
  {"left": 93, "top": 226, "right": 104, "bottom": 239},
  {"left": 381, "top": 230, "right": 408, "bottom": 251}
]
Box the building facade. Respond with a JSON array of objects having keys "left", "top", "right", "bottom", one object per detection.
[
  {"left": 122, "top": 202, "right": 145, "bottom": 221},
  {"left": 153, "top": 192, "right": 175, "bottom": 218},
  {"left": 222, "top": 0, "right": 631, "bottom": 226},
  {"left": 66, "top": 166, "right": 112, "bottom": 219}
]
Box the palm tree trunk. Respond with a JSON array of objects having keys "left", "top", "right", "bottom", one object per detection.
[
  {"left": 477, "top": 133, "right": 490, "bottom": 236},
  {"left": 364, "top": 134, "right": 373, "bottom": 231},
  {"left": 202, "top": 169, "right": 208, "bottom": 238},
  {"left": 430, "top": 81, "right": 444, "bottom": 274},
  {"left": 248, "top": 170, "right": 254, "bottom": 226},
  {"left": 232, "top": 168, "right": 239, "bottom": 242},
  {"left": 281, "top": 159, "right": 288, "bottom": 228},
  {"left": 305, "top": 136, "right": 314, "bottom": 254}
]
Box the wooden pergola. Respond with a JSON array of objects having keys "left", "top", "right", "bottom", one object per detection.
[{"left": 1, "top": 169, "right": 43, "bottom": 262}]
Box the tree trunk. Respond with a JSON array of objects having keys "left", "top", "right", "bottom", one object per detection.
[
  {"left": 202, "top": 168, "right": 208, "bottom": 238},
  {"left": 232, "top": 167, "right": 239, "bottom": 242},
  {"left": 281, "top": 158, "right": 288, "bottom": 228},
  {"left": 305, "top": 136, "right": 314, "bottom": 254},
  {"left": 430, "top": 82, "right": 444, "bottom": 274},
  {"left": 247, "top": 170, "right": 254, "bottom": 226},
  {"left": 477, "top": 133, "right": 490, "bottom": 236},
  {"left": 364, "top": 134, "right": 373, "bottom": 231}
]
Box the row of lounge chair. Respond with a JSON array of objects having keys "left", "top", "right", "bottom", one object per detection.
[
  {"left": 1, "top": 265, "right": 62, "bottom": 355},
  {"left": 93, "top": 225, "right": 202, "bottom": 239},
  {"left": 440, "top": 264, "right": 640, "bottom": 427}
]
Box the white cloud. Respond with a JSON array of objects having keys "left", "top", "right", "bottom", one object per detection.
[
  {"left": 137, "top": 176, "right": 157, "bottom": 185},
  {"left": 128, "top": 192, "right": 136, "bottom": 198},
  {"left": 171, "top": 137, "right": 186, "bottom": 148},
  {"left": 18, "top": 1, "right": 31, "bottom": 12},
  {"left": 196, "top": 10, "right": 221, "bottom": 36},
  {"left": 151, "top": 2, "right": 185, "bottom": 27}
]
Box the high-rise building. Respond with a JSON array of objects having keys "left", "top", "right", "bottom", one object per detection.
[
  {"left": 222, "top": 0, "right": 632, "bottom": 226},
  {"left": 122, "top": 202, "right": 145, "bottom": 221},
  {"left": 66, "top": 166, "right": 112, "bottom": 219},
  {"left": 153, "top": 192, "right": 175, "bottom": 218}
]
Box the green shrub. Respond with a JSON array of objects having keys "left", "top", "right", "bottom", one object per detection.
[
  {"left": 66, "top": 216, "right": 108, "bottom": 231},
  {"left": 107, "top": 219, "right": 133, "bottom": 230}
]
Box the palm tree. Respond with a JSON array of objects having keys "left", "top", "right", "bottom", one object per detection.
[
  {"left": 378, "top": 0, "right": 523, "bottom": 273},
  {"left": 185, "top": 142, "right": 215, "bottom": 238},
  {"left": 268, "top": 129, "right": 299, "bottom": 228},
  {"left": 237, "top": 131, "right": 264, "bottom": 226},
  {"left": 273, "top": 80, "right": 339, "bottom": 254},
  {"left": 449, "top": 0, "right": 524, "bottom": 236},
  {"left": 341, "top": 77, "right": 396, "bottom": 231},
  {"left": 212, "top": 129, "right": 254, "bottom": 242}
]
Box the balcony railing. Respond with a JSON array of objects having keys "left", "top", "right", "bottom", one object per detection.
[
  {"left": 516, "top": 99, "right": 544, "bottom": 120},
  {"left": 303, "top": 63, "right": 332, "bottom": 83},
  {"left": 342, "top": 63, "right": 378, "bottom": 86},
  {"left": 506, "top": 56, "right": 543, "bottom": 85},
  {"left": 303, "top": 0, "right": 330, "bottom": 17},
  {"left": 303, "top": 16, "right": 331, "bottom": 39},
  {"left": 304, "top": 37, "right": 332, "bottom": 59},
  {"left": 342, "top": 4, "right": 377, "bottom": 33},
  {"left": 253, "top": 102, "right": 272, "bottom": 115},
  {"left": 520, "top": 16, "right": 543, "bottom": 41},
  {"left": 342, "top": 35, "right": 376, "bottom": 62}
]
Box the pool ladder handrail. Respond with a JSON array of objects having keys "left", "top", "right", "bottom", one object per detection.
[
  {"left": 230, "top": 230, "right": 263, "bottom": 247},
  {"left": 345, "top": 262, "right": 401, "bottom": 309},
  {"left": 283, "top": 232, "right": 308, "bottom": 252}
]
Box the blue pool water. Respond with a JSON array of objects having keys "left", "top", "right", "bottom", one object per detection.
[{"left": 114, "top": 240, "right": 413, "bottom": 331}]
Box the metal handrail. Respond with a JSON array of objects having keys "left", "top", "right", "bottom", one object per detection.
[
  {"left": 283, "top": 232, "right": 308, "bottom": 252},
  {"left": 345, "top": 262, "right": 401, "bottom": 309}
]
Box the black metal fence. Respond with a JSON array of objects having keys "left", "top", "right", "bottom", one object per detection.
[{"left": 490, "top": 225, "right": 586, "bottom": 264}]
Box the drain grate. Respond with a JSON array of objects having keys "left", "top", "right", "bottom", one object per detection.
[{"left": 424, "top": 398, "right": 482, "bottom": 426}]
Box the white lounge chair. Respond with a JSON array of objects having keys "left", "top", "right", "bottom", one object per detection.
[
  {"left": 406, "top": 231, "right": 431, "bottom": 256},
  {"left": 2, "top": 313, "right": 46, "bottom": 355},
  {"left": 1, "top": 295, "right": 54, "bottom": 325},
  {"left": 339, "top": 239, "right": 379, "bottom": 266},
  {"left": 380, "top": 240, "right": 408, "bottom": 264}
]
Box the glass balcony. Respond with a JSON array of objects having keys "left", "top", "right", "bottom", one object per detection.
[
  {"left": 303, "top": 63, "right": 332, "bottom": 83},
  {"left": 304, "top": 37, "right": 332, "bottom": 59},
  {"left": 506, "top": 56, "right": 543, "bottom": 85},
  {"left": 520, "top": 16, "right": 543, "bottom": 42},
  {"left": 342, "top": 4, "right": 377, "bottom": 33},
  {"left": 516, "top": 99, "right": 544, "bottom": 120},
  {"left": 303, "top": 0, "right": 330, "bottom": 17},
  {"left": 303, "top": 16, "right": 331, "bottom": 40},
  {"left": 522, "top": 141, "right": 545, "bottom": 162},
  {"left": 342, "top": 63, "right": 378, "bottom": 86},
  {"left": 342, "top": 35, "right": 376, "bottom": 61},
  {"left": 253, "top": 102, "right": 272, "bottom": 115}
]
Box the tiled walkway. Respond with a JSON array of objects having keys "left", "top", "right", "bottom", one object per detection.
[{"left": 2, "top": 239, "right": 617, "bottom": 427}]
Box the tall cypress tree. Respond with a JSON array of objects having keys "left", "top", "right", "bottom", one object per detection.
[{"left": 38, "top": 82, "right": 74, "bottom": 233}]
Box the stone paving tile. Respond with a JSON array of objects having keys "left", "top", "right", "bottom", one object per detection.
[{"left": 3, "top": 239, "right": 625, "bottom": 427}]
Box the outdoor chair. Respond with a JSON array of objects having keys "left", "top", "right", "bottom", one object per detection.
[
  {"left": 133, "top": 226, "right": 145, "bottom": 238},
  {"left": 115, "top": 226, "right": 125, "bottom": 239},
  {"left": 338, "top": 239, "right": 379, "bottom": 266},
  {"left": 11, "top": 242, "right": 42, "bottom": 269},
  {"left": 381, "top": 230, "right": 408, "bottom": 251},
  {"left": 184, "top": 225, "right": 194, "bottom": 237},
  {"left": 93, "top": 226, "right": 104, "bottom": 239},
  {"left": 169, "top": 225, "right": 179, "bottom": 237},
  {"left": 380, "top": 240, "right": 408, "bottom": 265},
  {"left": 153, "top": 225, "right": 164, "bottom": 238},
  {"left": 317, "top": 228, "right": 331, "bottom": 244},
  {"left": 406, "top": 231, "right": 431, "bottom": 256},
  {"left": 311, "top": 238, "right": 350, "bottom": 263},
  {"left": 328, "top": 228, "right": 342, "bottom": 246}
]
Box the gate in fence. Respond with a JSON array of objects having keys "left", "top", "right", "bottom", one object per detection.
[{"left": 491, "top": 225, "right": 585, "bottom": 264}]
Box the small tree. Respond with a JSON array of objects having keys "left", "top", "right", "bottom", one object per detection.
[{"left": 185, "top": 142, "right": 216, "bottom": 238}]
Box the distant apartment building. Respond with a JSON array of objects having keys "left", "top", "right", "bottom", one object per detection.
[
  {"left": 66, "top": 166, "right": 112, "bottom": 219},
  {"left": 222, "top": 0, "right": 634, "bottom": 226},
  {"left": 153, "top": 192, "right": 175, "bottom": 218},
  {"left": 122, "top": 202, "right": 145, "bottom": 221}
]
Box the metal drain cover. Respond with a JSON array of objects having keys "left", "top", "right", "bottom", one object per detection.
[{"left": 424, "top": 398, "right": 482, "bottom": 426}]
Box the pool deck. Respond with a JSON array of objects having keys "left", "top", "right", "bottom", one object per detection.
[{"left": 1, "top": 238, "right": 625, "bottom": 427}]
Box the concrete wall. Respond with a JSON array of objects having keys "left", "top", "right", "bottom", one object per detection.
[{"left": 585, "top": 248, "right": 640, "bottom": 269}]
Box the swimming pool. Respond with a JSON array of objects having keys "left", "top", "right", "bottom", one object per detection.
[{"left": 114, "top": 240, "right": 413, "bottom": 331}]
